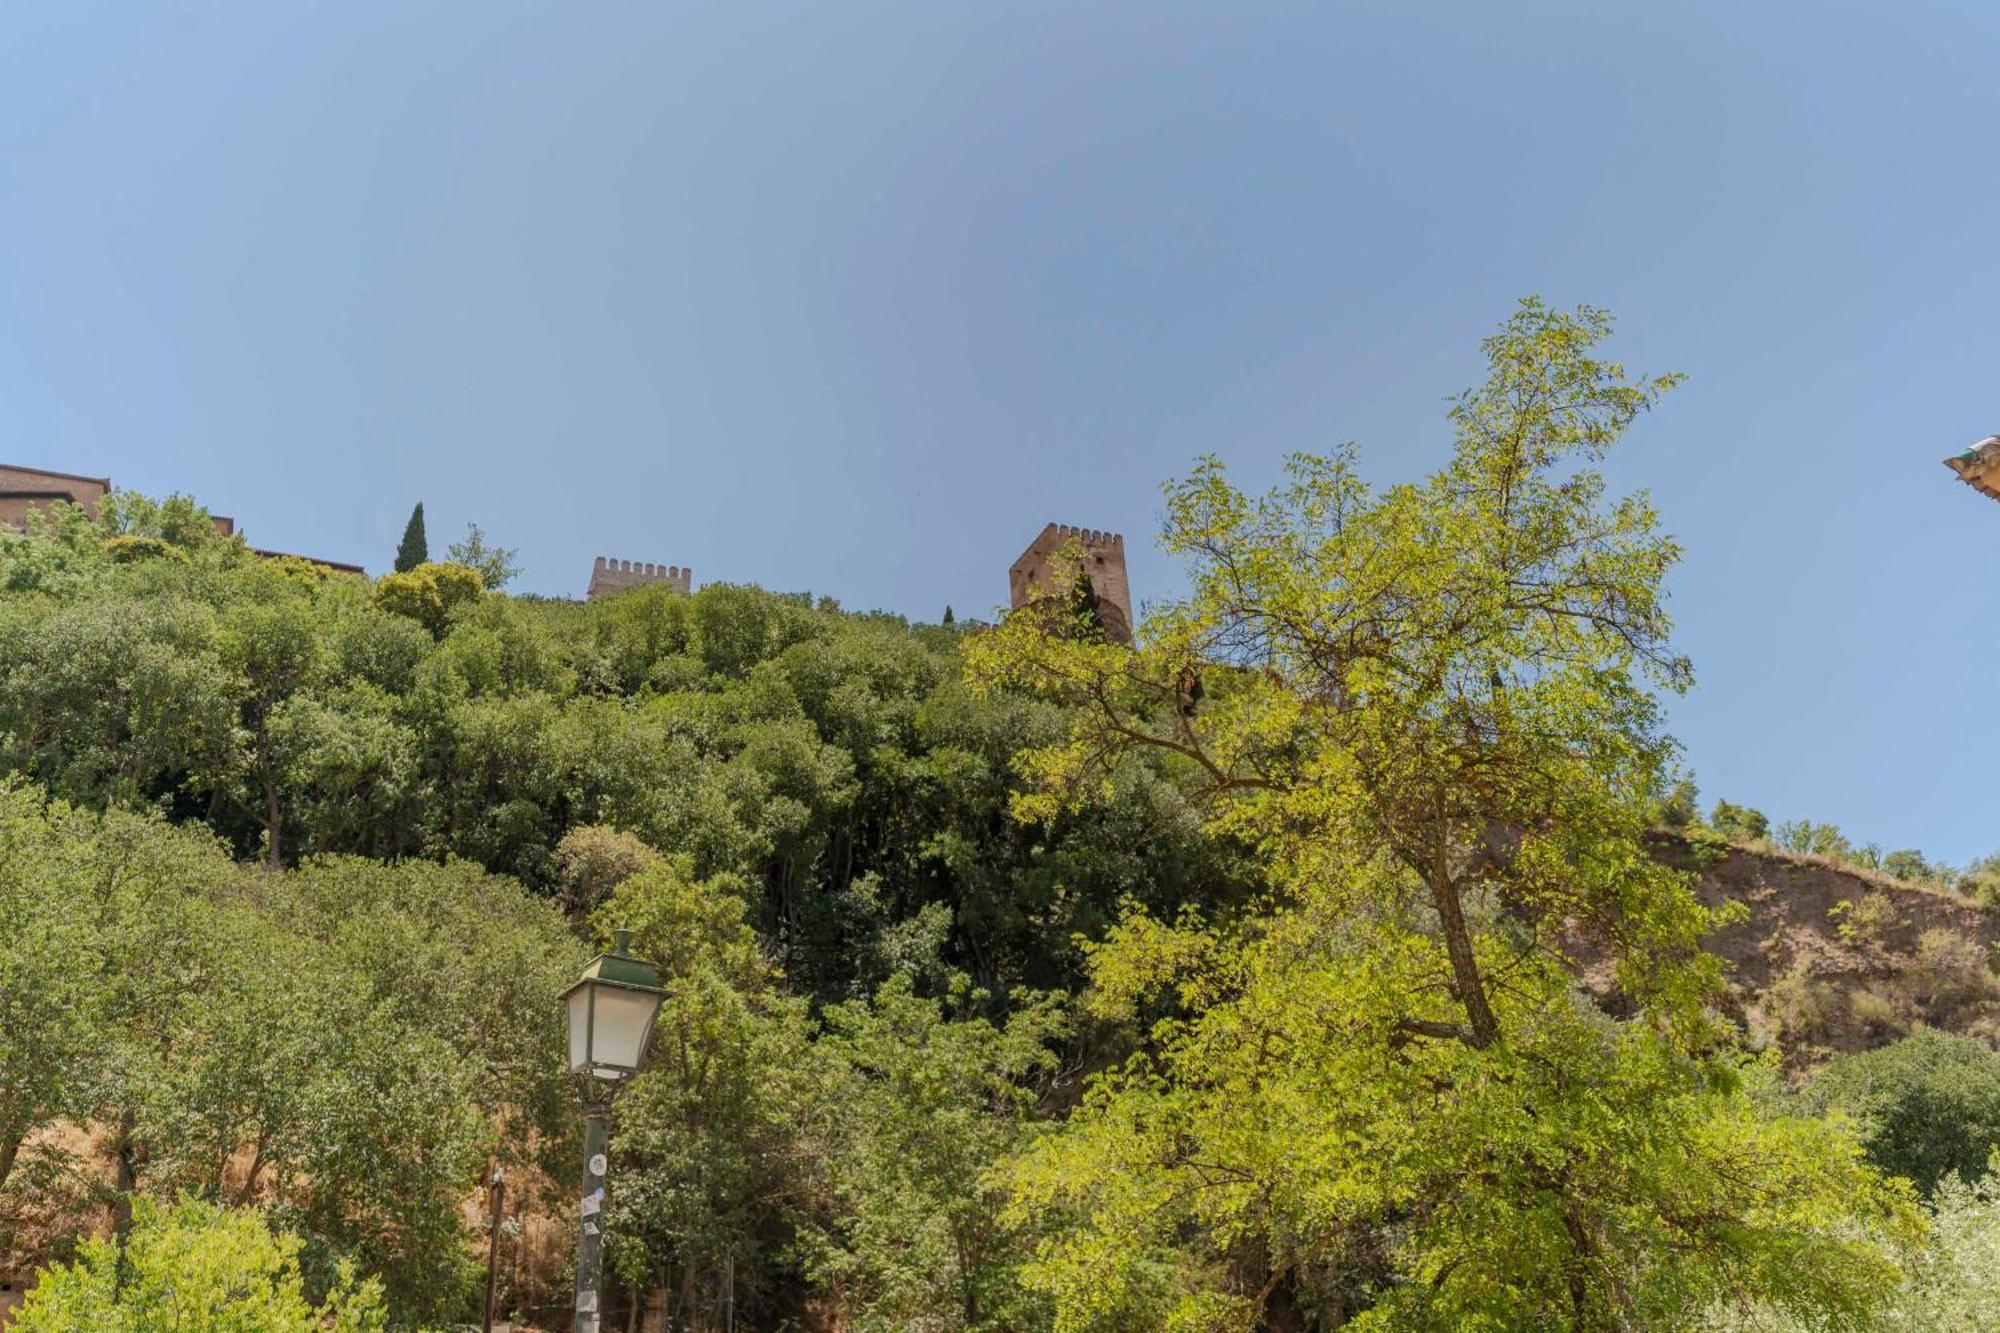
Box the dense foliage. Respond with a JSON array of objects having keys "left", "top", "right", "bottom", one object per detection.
[
  {"left": 0, "top": 782, "right": 580, "bottom": 1323},
  {"left": 1, "top": 302, "right": 1982, "bottom": 1330},
  {"left": 1796, "top": 1030, "right": 2000, "bottom": 1198},
  {"left": 12, "top": 1196, "right": 387, "bottom": 1333},
  {"left": 967, "top": 301, "right": 1918, "bottom": 1329}
]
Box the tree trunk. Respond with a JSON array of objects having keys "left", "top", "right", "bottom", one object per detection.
[
  {"left": 261, "top": 767, "right": 283, "bottom": 869},
  {"left": 110, "top": 1109, "right": 141, "bottom": 1297},
  {"left": 1428, "top": 844, "right": 1501, "bottom": 1047}
]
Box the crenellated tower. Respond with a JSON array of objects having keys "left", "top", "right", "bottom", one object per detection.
[
  {"left": 587, "top": 556, "right": 692, "bottom": 600},
  {"left": 1008, "top": 522, "right": 1132, "bottom": 644}
]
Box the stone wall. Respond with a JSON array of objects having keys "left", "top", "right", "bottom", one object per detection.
[
  {"left": 587, "top": 556, "right": 692, "bottom": 601},
  {"left": 0, "top": 464, "right": 110, "bottom": 530},
  {"left": 1008, "top": 522, "right": 1132, "bottom": 644}
]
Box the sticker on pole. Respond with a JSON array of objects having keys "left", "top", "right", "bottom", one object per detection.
[
  {"left": 588, "top": 1152, "right": 608, "bottom": 1176},
  {"left": 581, "top": 1188, "right": 604, "bottom": 1217},
  {"left": 578, "top": 1290, "right": 598, "bottom": 1312}
]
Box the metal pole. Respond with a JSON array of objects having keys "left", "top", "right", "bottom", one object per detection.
[
  {"left": 575, "top": 1096, "right": 611, "bottom": 1333},
  {"left": 482, "top": 1168, "right": 505, "bottom": 1333}
]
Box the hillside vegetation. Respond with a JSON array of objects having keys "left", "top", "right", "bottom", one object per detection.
[{"left": 8, "top": 303, "right": 2000, "bottom": 1332}]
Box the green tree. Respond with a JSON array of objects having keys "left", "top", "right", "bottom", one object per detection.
[
  {"left": 1710, "top": 1164, "right": 2000, "bottom": 1332},
  {"left": 813, "top": 973, "right": 1065, "bottom": 1332},
  {"left": 1710, "top": 800, "right": 1770, "bottom": 842},
  {"left": 0, "top": 782, "right": 581, "bottom": 1326},
  {"left": 1797, "top": 1029, "right": 2000, "bottom": 1197},
  {"left": 942, "top": 604, "right": 956, "bottom": 626},
  {"left": 393, "top": 502, "right": 427, "bottom": 573},
  {"left": 0, "top": 785, "right": 111, "bottom": 1198},
  {"left": 371, "top": 560, "right": 483, "bottom": 637},
  {"left": 1657, "top": 773, "right": 1701, "bottom": 829},
  {"left": 445, "top": 522, "right": 521, "bottom": 590},
  {"left": 1775, "top": 819, "right": 1854, "bottom": 860},
  {"left": 595, "top": 856, "right": 826, "bottom": 1327},
  {"left": 1880, "top": 848, "right": 1934, "bottom": 883},
  {"left": 969, "top": 299, "right": 1915, "bottom": 1330},
  {"left": 13, "top": 1196, "right": 385, "bottom": 1333},
  {"left": 96, "top": 491, "right": 240, "bottom": 554}
]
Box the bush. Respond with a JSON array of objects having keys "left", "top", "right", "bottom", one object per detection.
[
  {"left": 1656, "top": 774, "right": 1700, "bottom": 829},
  {"left": 1881, "top": 848, "right": 1935, "bottom": 883},
  {"left": 371, "top": 561, "right": 483, "bottom": 637},
  {"left": 1845, "top": 984, "right": 1915, "bottom": 1038},
  {"left": 1777, "top": 819, "right": 1855, "bottom": 860},
  {"left": 99, "top": 533, "right": 187, "bottom": 565},
  {"left": 1708, "top": 1165, "right": 2000, "bottom": 1331},
  {"left": 1709, "top": 799, "right": 1770, "bottom": 843},
  {"left": 1830, "top": 891, "right": 1902, "bottom": 947},
  {"left": 553, "top": 823, "right": 661, "bottom": 914},
  {"left": 1797, "top": 1029, "right": 2000, "bottom": 1196},
  {"left": 1766, "top": 962, "right": 1841, "bottom": 1048},
  {"left": 1898, "top": 927, "right": 1995, "bottom": 1014},
  {"left": 1683, "top": 823, "right": 1732, "bottom": 867},
  {"left": 1961, "top": 853, "right": 2000, "bottom": 910},
  {"left": 14, "top": 1196, "right": 386, "bottom": 1332}
]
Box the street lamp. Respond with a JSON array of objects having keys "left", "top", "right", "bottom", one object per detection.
[{"left": 561, "top": 929, "right": 664, "bottom": 1333}]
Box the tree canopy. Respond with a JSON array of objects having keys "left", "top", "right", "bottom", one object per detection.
[
  {"left": 393, "top": 502, "right": 427, "bottom": 574},
  {"left": 0, "top": 302, "right": 1959, "bottom": 1330},
  {"left": 967, "top": 300, "right": 1916, "bottom": 1329}
]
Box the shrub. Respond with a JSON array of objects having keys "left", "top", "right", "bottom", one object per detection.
[
  {"left": 1767, "top": 962, "right": 1841, "bottom": 1047},
  {"left": 1776, "top": 819, "right": 1854, "bottom": 860},
  {"left": 1656, "top": 774, "right": 1700, "bottom": 829},
  {"left": 1961, "top": 854, "right": 2000, "bottom": 910},
  {"left": 1881, "top": 848, "right": 1935, "bottom": 883},
  {"left": 1846, "top": 984, "right": 1915, "bottom": 1038},
  {"left": 1683, "top": 823, "right": 1733, "bottom": 866},
  {"left": 371, "top": 561, "right": 483, "bottom": 637},
  {"left": 99, "top": 533, "right": 187, "bottom": 564},
  {"left": 1830, "top": 891, "right": 1902, "bottom": 947},
  {"left": 553, "top": 824, "right": 661, "bottom": 914},
  {"left": 1898, "top": 927, "right": 1995, "bottom": 1014},
  {"left": 13, "top": 1196, "right": 387, "bottom": 1332},
  {"left": 1709, "top": 799, "right": 1770, "bottom": 842},
  {"left": 1797, "top": 1029, "right": 2000, "bottom": 1196}
]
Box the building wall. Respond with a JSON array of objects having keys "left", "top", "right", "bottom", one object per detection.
[
  {"left": 587, "top": 556, "right": 693, "bottom": 600},
  {"left": 1008, "top": 522, "right": 1132, "bottom": 644},
  {"left": 0, "top": 464, "right": 111, "bottom": 530}
]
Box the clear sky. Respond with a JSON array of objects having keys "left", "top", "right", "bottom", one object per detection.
[{"left": 2, "top": 3, "right": 1997, "bottom": 862}]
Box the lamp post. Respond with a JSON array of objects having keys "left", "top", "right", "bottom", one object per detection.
[
  {"left": 481, "top": 1166, "right": 505, "bottom": 1333},
  {"left": 561, "top": 929, "right": 665, "bottom": 1333}
]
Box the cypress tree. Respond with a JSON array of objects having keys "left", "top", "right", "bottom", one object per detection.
[
  {"left": 942, "top": 605, "right": 956, "bottom": 626},
  {"left": 1068, "top": 568, "right": 1105, "bottom": 637},
  {"left": 394, "top": 502, "right": 428, "bottom": 573}
]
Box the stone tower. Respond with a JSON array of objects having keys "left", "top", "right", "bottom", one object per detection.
[
  {"left": 1008, "top": 523, "right": 1132, "bottom": 644},
  {"left": 587, "top": 557, "right": 692, "bottom": 601}
]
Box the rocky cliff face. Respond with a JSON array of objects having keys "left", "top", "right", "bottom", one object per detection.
[{"left": 1581, "top": 840, "right": 2000, "bottom": 1071}]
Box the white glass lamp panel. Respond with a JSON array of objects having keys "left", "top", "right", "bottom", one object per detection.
[
  {"left": 566, "top": 985, "right": 592, "bottom": 1073},
  {"left": 588, "top": 985, "right": 659, "bottom": 1070}
]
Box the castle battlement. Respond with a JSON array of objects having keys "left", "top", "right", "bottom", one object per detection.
[
  {"left": 1009, "top": 521, "right": 1132, "bottom": 644},
  {"left": 588, "top": 556, "right": 692, "bottom": 600},
  {"left": 1040, "top": 523, "right": 1123, "bottom": 548}
]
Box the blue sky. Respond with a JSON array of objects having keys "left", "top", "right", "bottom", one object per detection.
[{"left": 1, "top": 2, "right": 1997, "bottom": 861}]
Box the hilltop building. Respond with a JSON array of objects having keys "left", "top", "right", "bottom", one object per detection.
[
  {"left": 1008, "top": 522, "right": 1133, "bottom": 644},
  {"left": 0, "top": 461, "right": 360, "bottom": 572},
  {"left": 0, "top": 463, "right": 115, "bottom": 529},
  {"left": 1945, "top": 435, "right": 2000, "bottom": 502},
  {"left": 587, "top": 556, "right": 692, "bottom": 600}
]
